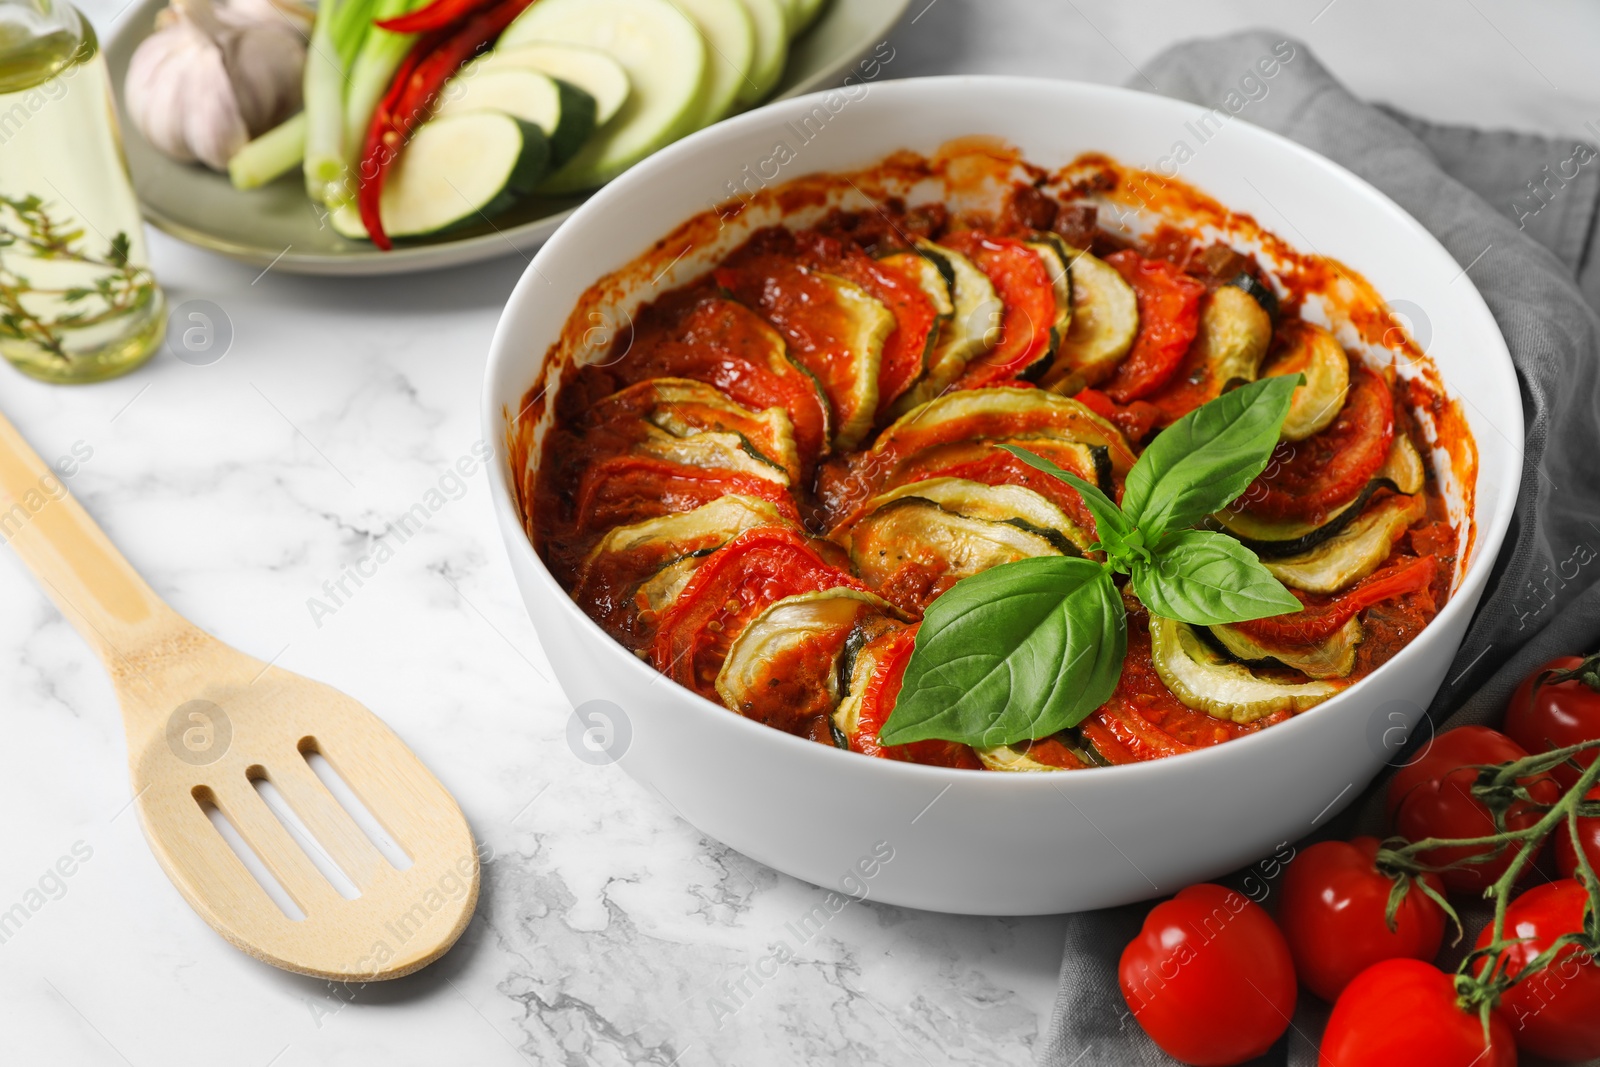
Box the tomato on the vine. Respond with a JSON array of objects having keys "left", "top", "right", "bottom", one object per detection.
[
  {"left": 1554, "top": 784, "right": 1600, "bottom": 881},
  {"left": 1505, "top": 653, "right": 1600, "bottom": 791},
  {"left": 1119, "top": 883, "right": 1296, "bottom": 1066},
  {"left": 1319, "top": 958, "right": 1516, "bottom": 1067},
  {"left": 1475, "top": 879, "right": 1600, "bottom": 1062},
  {"left": 1277, "top": 836, "right": 1447, "bottom": 1002},
  {"left": 1386, "top": 725, "right": 1561, "bottom": 892}
]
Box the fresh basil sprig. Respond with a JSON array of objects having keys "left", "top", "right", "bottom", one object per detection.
[{"left": 879, "top": 375, "right": 1305, "bottom": 749}]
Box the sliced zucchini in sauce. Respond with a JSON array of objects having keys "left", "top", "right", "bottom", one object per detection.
[
  {"left": 1378, "top": 431, "right": 1426, "bottom": 495},
  {"left": 840, "top": 496, "right": 1060, "bottom": 609},
  {"left": 976, "top": 734, "right": 1106, "bottom": 772},
  {"left": 1225, "top": 271, "right": 1280, "bottom": 318},
  {"left": 633, "top": 423, "right": 789, "bottom": 484},
  {"left": 574, "top": 494, "right": 791, "bottom": 641},
  {"left": 1210, "top": 615, "right": 1363, "bottom": 680},
  {"left": 589, "top": 377, "right": 800, "bottom": 483},
  {"left": 1148, "top": 615, "right": 1342, "bottom": 724},
  {"left": 889, "top": 239, "right": 1003, "bottom": 416},
  {"left": 714, "top": 588, "right": 898, "bottom": 729},
  {"left": 1026, "top": 235, "right": 1074, "bottom": 339},
  {"left": 1039, "top": 245, "right": 1138, "bottom": 389},
  {"left": 1264, "top": 491, "right": 1426, "bottom": 594},
  {"left": 1212, "top": 479, "right": 1381, "bottom": 557},
  {"left": 874, "top": 387, "right": 1138, "bottom": 477},
  {"left": 851, "top": 477, "right": 1092, "bottom": 555},
  {"left": 1191, "top": 284, "right": 1272, "bottom": 388},
  {"left": 1262, "top": 321, "right": 1350, "bottom": 442}
]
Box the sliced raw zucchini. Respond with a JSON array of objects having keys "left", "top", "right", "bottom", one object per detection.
[
  {"left": 1040, "top": 245, "right": 1137, "bottom": 388},
  {"left": 733, "top": 0, "right": 787, "bottom": 105},
  {"left": 1262, "top": 321, "right": 1350, "bottom": 441},
  {"left": 1210, "top": 616, "right": 1363, "bottom": 680},
  {"left": 1212, "top": 478, "right": 1384, "bottom": 558},
  {"left": 840, "top": 497, "right": 1060, "bottom": 605},
  {"left": 1264, "top": 492, "right": 1426, "bottom": 594},
  {"left": 330, "top": 112, "right": 549, "bottom": 241},
  {"left": 1191, "top": 284, "right": 1272, "bottom": 389},
  {"left": 474, "top": 43, "right": 631, "bottom": 126},
  {"left": 876, "top": 387, "right": 1137, "bottom": 477},
  {"left": 789, "top": 0, "right": 827, "bottom": 34},
  {"left": 855, "top": 477, "right": 1091, "bottom": 555},
  {"left": 889, "top": 238, "right": 1003, "bottom": 415},
  {"left": 1149, "top": 615, "right": 1342, "bottom": 724},
  {"left": 502, "top": 0, "right": 707, "bottom": 192},
  {"left": 670, "top": 0, "right": 754, "bottom": 127},
  {"left": 715, "top": 588, "right": 895, "bottom": 724},
  {"left": 634, "top": 423, "right": 789, "bottom": 484},
  {"left": 434, "top": 68, "right": 596, "bottom": 168},
  {"left": 589, "top": 377, "right": 800, "bottom": 484},
  {"left": 1379, "top": 431, "right": 1426, "bottom": 495}
]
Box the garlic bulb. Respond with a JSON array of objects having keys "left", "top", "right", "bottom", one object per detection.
[{"left": 125, "top": 0, "right": 313, "bottom": 171}]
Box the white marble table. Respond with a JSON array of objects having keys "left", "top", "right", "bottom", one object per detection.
[{"left": 5, "top": 2, "right": 1596, "bottom": 1064}]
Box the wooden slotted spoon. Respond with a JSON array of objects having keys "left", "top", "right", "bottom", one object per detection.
[{"left": 0, "top": 409, "right": 478, "bottom": 980}]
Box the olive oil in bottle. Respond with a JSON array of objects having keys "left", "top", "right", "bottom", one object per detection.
[{"left": 0, "top": 0, "right": 165, "bottom": 383}]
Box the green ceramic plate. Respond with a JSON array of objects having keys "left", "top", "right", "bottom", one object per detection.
[{"left": 104, "top": 0, "right": 911, "bottom": 275}]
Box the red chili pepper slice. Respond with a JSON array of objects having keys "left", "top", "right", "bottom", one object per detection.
[
  {"left": 845, "top": 626, "right": 983, "bottom": 769},
  {"left": 374, "top": 0, "right": 496, "bottom": 33},
  {"left": 1235, "top": 362, "right": 1395, "bottom": 523},
  {"left": 1098, "top": 250, "right": 1205, "bottom": 403},
  {"left": 791, "top": 230, "right": 938, "bottom": 417},
  {"left": 573, "top": 456, "right": 800, "bottom": 534},
  {"left": 941, "top": 230, "right": 1057, "bottom": 389},
  {"left": 650, "top": 527, "right": 866, "bottom": 699},
  {"left": 1231, "top": 554, "right": 1437, "bottom": 646},
  {"left": 357, "top": 0, "right": 535, "bottom": 250}
]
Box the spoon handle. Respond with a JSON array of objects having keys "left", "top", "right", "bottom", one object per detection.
[{"left": 0, "top": 408, "right": 179, "bottom": 667}]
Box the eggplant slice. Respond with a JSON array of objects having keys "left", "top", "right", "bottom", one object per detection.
[{"left": 1149, "top": 615, "right": 1343, "bottom": 724}]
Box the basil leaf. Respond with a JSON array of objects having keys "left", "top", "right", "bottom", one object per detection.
[
  {"left": 1120, "top": 375, "right": 1302, "bottom": 538},
  {"left": 997, "top": 444, "right": 1131, "bottom": 547},
  {"left": 1133, "top": 529, "right": 1303, "bottom": 625},
  {"left": 881, "top": 557, "right": 1126, "bottom": 747}
]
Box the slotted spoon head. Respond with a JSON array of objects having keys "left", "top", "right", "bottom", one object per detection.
[
  {"left": 0, "top": 409, "right": 479, "bottom": 980},
  {"left": 120, "top": 633, "right": 480, "bottom": 981}
]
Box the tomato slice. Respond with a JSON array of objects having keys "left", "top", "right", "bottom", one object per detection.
[
  {"left": 792, "top": 230, "right": 937, "bottom": 416},
  {"left": 1233, "top": 554, "right": 1437, "bottom": 646},
  {"left": 574, "top": 456, "right": 800, "bottom": 534},
  {"left": 1073, "top": 387, "right": 1161, "bottom": 443},
  {"left": 609, "top": 292, "right": 831, "bottom": 468},
  {"left": 1099, "top": 250, "right": 1205, "bottom": 403},
  {"left": 1238, "top": 362, "right": 1395, "bottom": 523},
  {"left": 651, "top": 527, "right": 866, "bottom": 699},
  {"left": 846, "top": 626, "right": 983, "bottom": 769},
  {"left": 941, "top": 230, "right": 1057, "bottom": 388}
]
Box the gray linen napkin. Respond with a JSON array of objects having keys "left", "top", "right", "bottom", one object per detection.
[{"left": 1039, "top": 31, "right": 1600, "bottom": 1067}]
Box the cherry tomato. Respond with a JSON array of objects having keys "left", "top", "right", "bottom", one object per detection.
[
  {"left": 1277, "top": 836, "right": 1447, "bottom": 1003},
  {"left": 1475, "top": 879, "right": 1600, "bottom": 1062},
  {"left": 1554, "top": 785, "right": 1600, "bottom": 881},
  {"left": 1100, "top": 250, "right": 1205, "bottom": 403},
  {"left": 1319, "top": 958, "right": 1516, "bottom": 1067},
  {"left": 1387, "top": 725, "right": 1561, "bottom": 893},
  {"left": 1504, "top": 654, "right": 1600, "bottom": 791},
  {"left": 1119, "top": 883, "right": 1296, "bottom": 1066}
]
